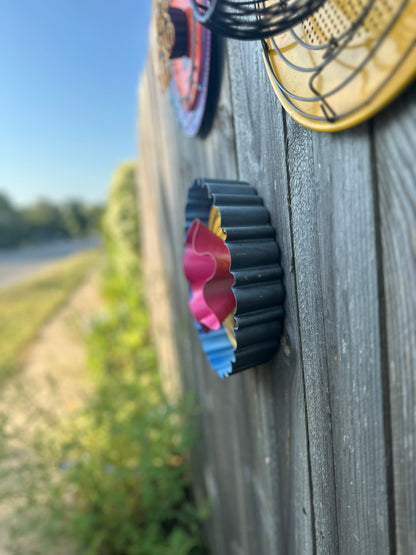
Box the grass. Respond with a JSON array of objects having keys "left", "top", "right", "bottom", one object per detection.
[
  {"left": 0, "top": 249, "right": 101, "bottom": 384},
  {"left": 0, "top": 164, "right": 208, "bottom": 554}
]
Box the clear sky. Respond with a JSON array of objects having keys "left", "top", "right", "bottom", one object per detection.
[{"left": 0, "top": 0, "right": 152, "bottom": 207}]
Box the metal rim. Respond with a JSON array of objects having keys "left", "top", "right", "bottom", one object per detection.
[{"left": 189, "top": 0, "right": 219, "bottom": 24}]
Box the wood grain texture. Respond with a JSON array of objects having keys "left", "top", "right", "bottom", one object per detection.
[
  {"left": 226, "top": 33, "right": 392, "bottom": 553},
  {"left": 374, "top": 84, "right": 416, "bottom": 555},
  {"left": 138, "top": 62, "right": 182, "bottom": 400},
  {"left": 139, "top": 43, "right": 287, "bottom": 554},
  {"left": 139, "top": 47, "right": 242, "bottom": 555},
  {"left": 227, "top": 39, "right": 314, "bottom": 555},
  {"left": 284, "top": 115, "right": 391, "bottom": 553},
  {"left": 138, "top": 28, "right": 416, "bottom": 555}
]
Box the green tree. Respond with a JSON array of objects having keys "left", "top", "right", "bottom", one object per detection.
[
  {"left": 103, "top": 161, "right": 139, "bottom": 278},
  {"left": 83, "top": 204, "right": 104, "bottom": 233},
  {"left": 0, "top": 192, "right": 21, "bottom": 247},
  {"left": 61, "top": 200, "right": 88, "bottom": 237},
  {"left": 19, "top": 200, "right": 65, "bottom": 241}
]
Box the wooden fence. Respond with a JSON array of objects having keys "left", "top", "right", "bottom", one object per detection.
[{"left": 137, "top": 36, "right": 416, "bottom": 555}]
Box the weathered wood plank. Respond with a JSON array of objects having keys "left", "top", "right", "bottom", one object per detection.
[
  {"left": 226, "top": 31, "right": 392, "bottom": 553},
  {"left": 227, "top": 39, "right": 314, "bottom": 555},
  {"left": 374, "top": 84, "right": 416, "bottom": 555},
  {"left": 284, "top": 117, "right": 390, "bottom": 553},
  {"left": 139, "top": 36, "right": 315, "bottom": 554},
  {"left": 138, "top": 73, "right": 232, "bottom": 542},
  {"left": 138, "top": 61, "right": 182, "bottom": 400},
  {"left": 139, "top": 44, "right": 282, "bottom": 554},
  {"left": 138, "top": 26, "right": 416, "bottom": 555},
  {"left": 139, "top": 50, "right": 239, "bottom": 555}
]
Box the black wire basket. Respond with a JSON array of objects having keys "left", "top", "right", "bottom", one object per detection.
[{"left": 190, "top": 0, "right": 326, "bottom": 40}]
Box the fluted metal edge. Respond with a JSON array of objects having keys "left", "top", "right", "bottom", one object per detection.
[{"left": 184, "top": 178, "right": 285, "bottom": 376}]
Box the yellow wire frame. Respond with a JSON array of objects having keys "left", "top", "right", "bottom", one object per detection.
[{"left": 262, "top": 0, "right": 416, "bottom": 132}]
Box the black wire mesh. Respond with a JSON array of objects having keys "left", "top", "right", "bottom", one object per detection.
[{"left": 190, "top": 0, "right": 326, "bottom": 40}]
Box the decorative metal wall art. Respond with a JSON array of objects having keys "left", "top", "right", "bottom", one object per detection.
[
  {"left": 262, "top": 0, "right": 416, "bottom": 131},
  {"left": 189, "top": 0, "right": 325, "bottom": 40},
  {"left": 184, "top": 178, "right": 285, "bottom": 378},
  {"left": 154, "top": 0, "right": 212, "bottom": 136},
  {"left": 189, "top": 0, "right": 416, "bottom": 131}
]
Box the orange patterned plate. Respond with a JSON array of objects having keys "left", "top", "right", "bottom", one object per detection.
[{"left": 171, "top": 0, "right": 204, "bottom": 110}]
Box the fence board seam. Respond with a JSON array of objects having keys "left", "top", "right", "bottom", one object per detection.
[
  {"left": 369, "top": 118, "right": 397, "bottom": 555},
  {"left": 282, "top": 109, "right": 324, "bottom": 555}
]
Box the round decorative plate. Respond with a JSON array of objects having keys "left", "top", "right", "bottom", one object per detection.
[
  {"left": 262, "top": 0, "right": 416, "bottom": 131},
  {"left": 169, "top": 0, "right": 212, "bottom": 136}
]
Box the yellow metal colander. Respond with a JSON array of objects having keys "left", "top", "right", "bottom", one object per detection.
[{"left": 262, "top": 0, "right": 416, "bottom": 131}]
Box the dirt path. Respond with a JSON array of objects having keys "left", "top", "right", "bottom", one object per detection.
[{"left": 0, "top": 269, "right": 102, "bottom": 553}]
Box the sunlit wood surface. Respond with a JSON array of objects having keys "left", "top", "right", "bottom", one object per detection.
[{"left": 138, "top": 36, "right": 416, "bottom": 555}]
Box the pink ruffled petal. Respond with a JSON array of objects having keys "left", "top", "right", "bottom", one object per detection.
[{"left": 184, "top": 219, "right": 235, "bottom": 331}]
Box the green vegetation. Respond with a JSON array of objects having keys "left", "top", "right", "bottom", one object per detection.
[
  {"left": 103, "top": 162, "right": 140, "bottom": 277},
  {"left": 0, "top": 249, "right": 100, "bottom": 383},
  {"left": 0, "top": 191, "right": 103, "bottom": 248},
  {"left": 5, "top": 163, "right": 207, "bottom": 554},
  {"left": 0, "top": 193, "right": 21, "bottom": 247}
]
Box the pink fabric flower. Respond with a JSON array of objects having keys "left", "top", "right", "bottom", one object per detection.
[{"left": 184, "top": 219, "right": 235, "bottom": 332}]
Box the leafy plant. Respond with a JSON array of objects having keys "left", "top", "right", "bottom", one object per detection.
[
  {"left": 0, "top": 250, "right": 100, "bottom": 384},
  {"left": 6, "top": 162, "right": 207, "bottom": 554}
]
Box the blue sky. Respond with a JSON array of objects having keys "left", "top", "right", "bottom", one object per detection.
[{"left": 0, "top": 0, "right": 152, "bottom": 206}]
